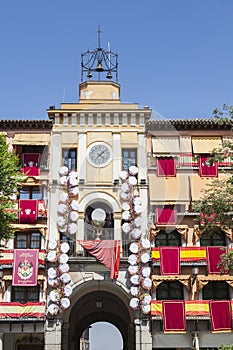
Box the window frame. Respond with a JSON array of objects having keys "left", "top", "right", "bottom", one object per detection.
[
  {"left": 202, "top": 281, "right": 229, "bottom": 300},
  {"left": 156, "top": 281, "right": 184, "bottom": 300},
  {"left": 122, "top": 148, "right": 137, "bottom": 170},
  {"left": 154, "top": 229, "right": 181, "bottom": 247},
  {"left": 62, "top": 148, "right": 77, "bottom": 171},
  {"left": 14, "top": 231, "right": 41, "bottom": 249},
  {"left": 11, "top": 285, "right": 40, "bottom": 303}
]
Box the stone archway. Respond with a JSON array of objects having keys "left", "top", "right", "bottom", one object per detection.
[{"left": 62, "top": 280, "right": 135, "bottom": 350}]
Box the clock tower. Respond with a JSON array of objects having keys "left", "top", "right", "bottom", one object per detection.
[{"left": 46, "top": 28, "right": 152, "bottom": 350}]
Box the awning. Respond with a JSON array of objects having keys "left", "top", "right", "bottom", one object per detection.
[
  {"left": 148, "top": 174, "right": 190, "bottom": 203},
  {"left": 189, "top": 174, "right": 229, "bottom": 201},
  {"left": 12, "top": 133, "right": 50, "bottom": 145},
  {"left": 192, "top": 137, "right": 222, "bottom": 154},
  {"left": 152, "top": 137, "right": 180, "bottom": 153},
  {"left": 180, "top": 136, "right": 192, "bottom": 153}
]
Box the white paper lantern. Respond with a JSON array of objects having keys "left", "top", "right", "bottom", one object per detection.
[
  {"left": 70, "top": 186, "right": 79, "bottom": 196},
  {"left": 58, "top": 263, "right": 70, "bottom": 274},
  {"left": 57, "top": 216, "right": 67, "bottom": 227},
  {"left": 128, "top": 265, "right": 139, "bottom": 275},
  {"left": 48, "top": 278, "right": 58, "bottom": 287},
  {"left": 59, "top": 192, "right": 69, "bottom": 203},
  {"left": 47, "top": 250, "right": 57, "bottom": 263},
  {"left": 70, "top": 200, "right": 79, "bottom": 211},
  {"left": 58, "top": 203, "right": 67, "bottom": 215},
  {"left": 140, "top": 252, "right": 150, "bottom": 264},
  {"left": 119, "top": 171, "right": 128, "bottom": 180},
  {"left": 63, "top": 284, "right": 73, "bottom": 297},
  {"left": 69, "top": 177, "right": 78, "bottom": 186},
  {"left": 60, "top": 273, "right": 71, "bottom": 284},
  {"left": 129, "top": 297, "right": 139, "bottom": 310},
  {"left": 141, "top": 294, "right": 152, "bottom": 305},
  {"left": 141, "top": 266, "right": 151, "bottom": 278},
  {"left": 122, "top": 202, "right": 130, "bottom": 211},
  {"left": 58, "top": 253, "right": 69, "bottom": 264},
  {"left": 60, "top": 297, "right": 70, "bottom": 310},
  {"left": 122, "top": 222, "right": 131, "bottom": 234},
  {"left": 69, "top": 211, "right": 79, "bottom": 222},
  {"left": 128, "top": 254, "right": 138, "bottom": 265},
  {"left": 141, "top": 239, "right": 150, "bottom": 250},
  {"left": 131, "top": 228, "right": 141, "bottom": 240},
  {"left": 59, "top": 166, "right": 69, "bottom": 176},
  {"left": 48, "top": 303, "right": 59, "bottom": 316},
  {"left": 130, "top": 286, "right": 139, "bottom": 297},
  {"left": 68, "top": 223, "right": 78, "bottom": 235},
  {"left": 141, "top": 277, "right": 152, "bottom": 290},
  {"left": 130, "top": 275, "right": 140, "bottom": 286},
  {"left": 141, "top": 304, "right": 151, "bottom": 314},
  {"left": 49, "top": 290, "right": 60, "bottom": 302},
  {"left": 122, "top": 210, "right": 131, "bottom": 221},
  {"left": 129, "top": 242, "right": 139, "bottom": 254},
  {"left": 133, "top": 196, "right": 142, "bottom": 205},
  {"left": 129, "top": 165, "right": 138, "bottom": 176},
  {"left": 121, "top": 182, "right": 130, "bottom": 193},
  {"left": 134, "top": 205, "right": 143, "bottom": 215},
  {"left": 48, "top": 267, "right": 57, "bottom": 279},
  {"left": 69, "top": 171, "right": 78, "bottom": 179},
  {"left": 48, "top": 240, "right": 57, "bottom": 250},
  {"left": 60, "top": 242, "right": 70, "bottom": 254},
  {"left": 134, "top": 217, "right": 142, "bottom": 228},
  {"left": 128, "top": 176, "right": 137, "bottom": 186},
  {"left": 60, "top": 176, "right": 68, "bottom": 185},
  {"left": 120, "top": 192, "right": 130, "bottom": 201}
]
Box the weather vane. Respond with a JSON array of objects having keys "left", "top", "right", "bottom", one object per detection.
[{"left": 81, "top": 25, "right": 118, "bottom": 82}]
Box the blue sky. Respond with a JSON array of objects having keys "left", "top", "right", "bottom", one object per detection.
[{"left": 0, "top": 0, "right": 233, "bottom": 120}]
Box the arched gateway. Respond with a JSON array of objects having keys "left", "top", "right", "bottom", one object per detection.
[{"left": 61, "top": 280, "right": 135, "bottom": 350}]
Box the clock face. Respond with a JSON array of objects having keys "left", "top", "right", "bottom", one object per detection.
[{"left": 88, "top": 142, "right": 112, "bottom": 167}]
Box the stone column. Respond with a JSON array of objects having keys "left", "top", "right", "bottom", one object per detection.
[
  {"left": 113, "top": 133, "right": 121, "bottom": 180},
  {"left": 78, "top": 133, "right": 86, "bottom": 181},
  {"left": 0, "top": 333, "right": 4, "bottom": 350},
  {"left": 44, "top": 319, "right": 62, "bottom": 350},
  {"left": 135, "top": 318, "right": 152, "bottom": 350}
]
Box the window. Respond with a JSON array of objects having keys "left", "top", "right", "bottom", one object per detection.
[
  {"left": 200, "top": 227, "right": 226, "bottom": 246},
  {"left": 19, "top": 186, "right": 43, "bottom": 200},
  {"left": 156, "top": 281, "right": 183, "bottom": 300},
  {"left": 156, "top": 206, "right": 177, "bottom": 225},
  {"left": 62, "top": 148, "right": 77, "bottom": 170},
  {"left": 157, "top": 157, "right": 176, "bottom": 177},
  {"left": 199, "top": 155, "right": 218, "bottom": 177},
  {"left": 122, "top": 148, "right": 137, "bottom": 170},
  {"left": 202, "top": 281, "right": 229, "bottom": 300},
  {"left": 12, "top": 285, "right": 39, "bottom": 303},
  {"left": 155, "top": 229, "right": 181, "bottom": 247},
  {"left": 15, "top": 231, "right": 41, "bottom": 249}
]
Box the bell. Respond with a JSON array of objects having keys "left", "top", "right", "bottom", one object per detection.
[
  {"left": 95, "top": 61, "right": 104, "bottom": 72},
  {"left": 106, "top": 71, "right": 112, "bottom": 79},
  {"left": 87, "top": 70, "right": 93, "bottom": 78}
]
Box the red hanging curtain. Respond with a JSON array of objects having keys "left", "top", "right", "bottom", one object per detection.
[
  {"left": 79, "top": 240, "right": 121, "bottom": 279},
  {"left": 159, "top": 246, "right": 180, "bottom": 275},
  {"left": 156, "top": 207, "right": 177, "bottom": 225},
  {"left": 206, "top": 246, "right": 225, "bottom": 274},
  {"left": 199, "top": 156, "right": 218, "bottom": 177},
  {"left": 162, "top": 301, "right": 186, "bottom": 333},
  {"left": 12, "top": 249, "right": 39, "bottom": 286},
  {"left": 22, "top": 153, "right": 40, "bottom": 176},
  {"left": 18, "top": 200, "right": 38, "bottom": 224},
  {"left": 157, "top": 157, "right": 176, "bottom": 177},
  {"left": 209, "top": 300, "right": 232, "bottom": 333}
]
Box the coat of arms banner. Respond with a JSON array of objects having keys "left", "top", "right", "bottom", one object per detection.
[{"left": 12, "top": 249, "right": 39, "bottom": 286}]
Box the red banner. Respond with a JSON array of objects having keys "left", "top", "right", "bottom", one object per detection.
[{"left": 12, "top": 249, "right": 39, "bottom": 286}]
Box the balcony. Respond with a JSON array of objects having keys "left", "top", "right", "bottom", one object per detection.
[
  {"left": 148, "top": 153, "right": 233, "bottom": 170},
  {"left": 0, "top": 250, "right": 46, "bottom": 266},
  {"left": 151, "top": 300, "right": 233, "bottom": 319},
  {"left": 7, "top": 200, "right": 47, "bottom": 223},
  {"left": 0, "top": 302, "right": 45, "bottom": 319}
]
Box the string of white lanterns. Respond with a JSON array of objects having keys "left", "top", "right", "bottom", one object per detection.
[
  {"left": 47, "top": 166, "right": 79, "bottom": 316},
  {"left": 120, "top": 166, "right": 152, "bottom": 315}
]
